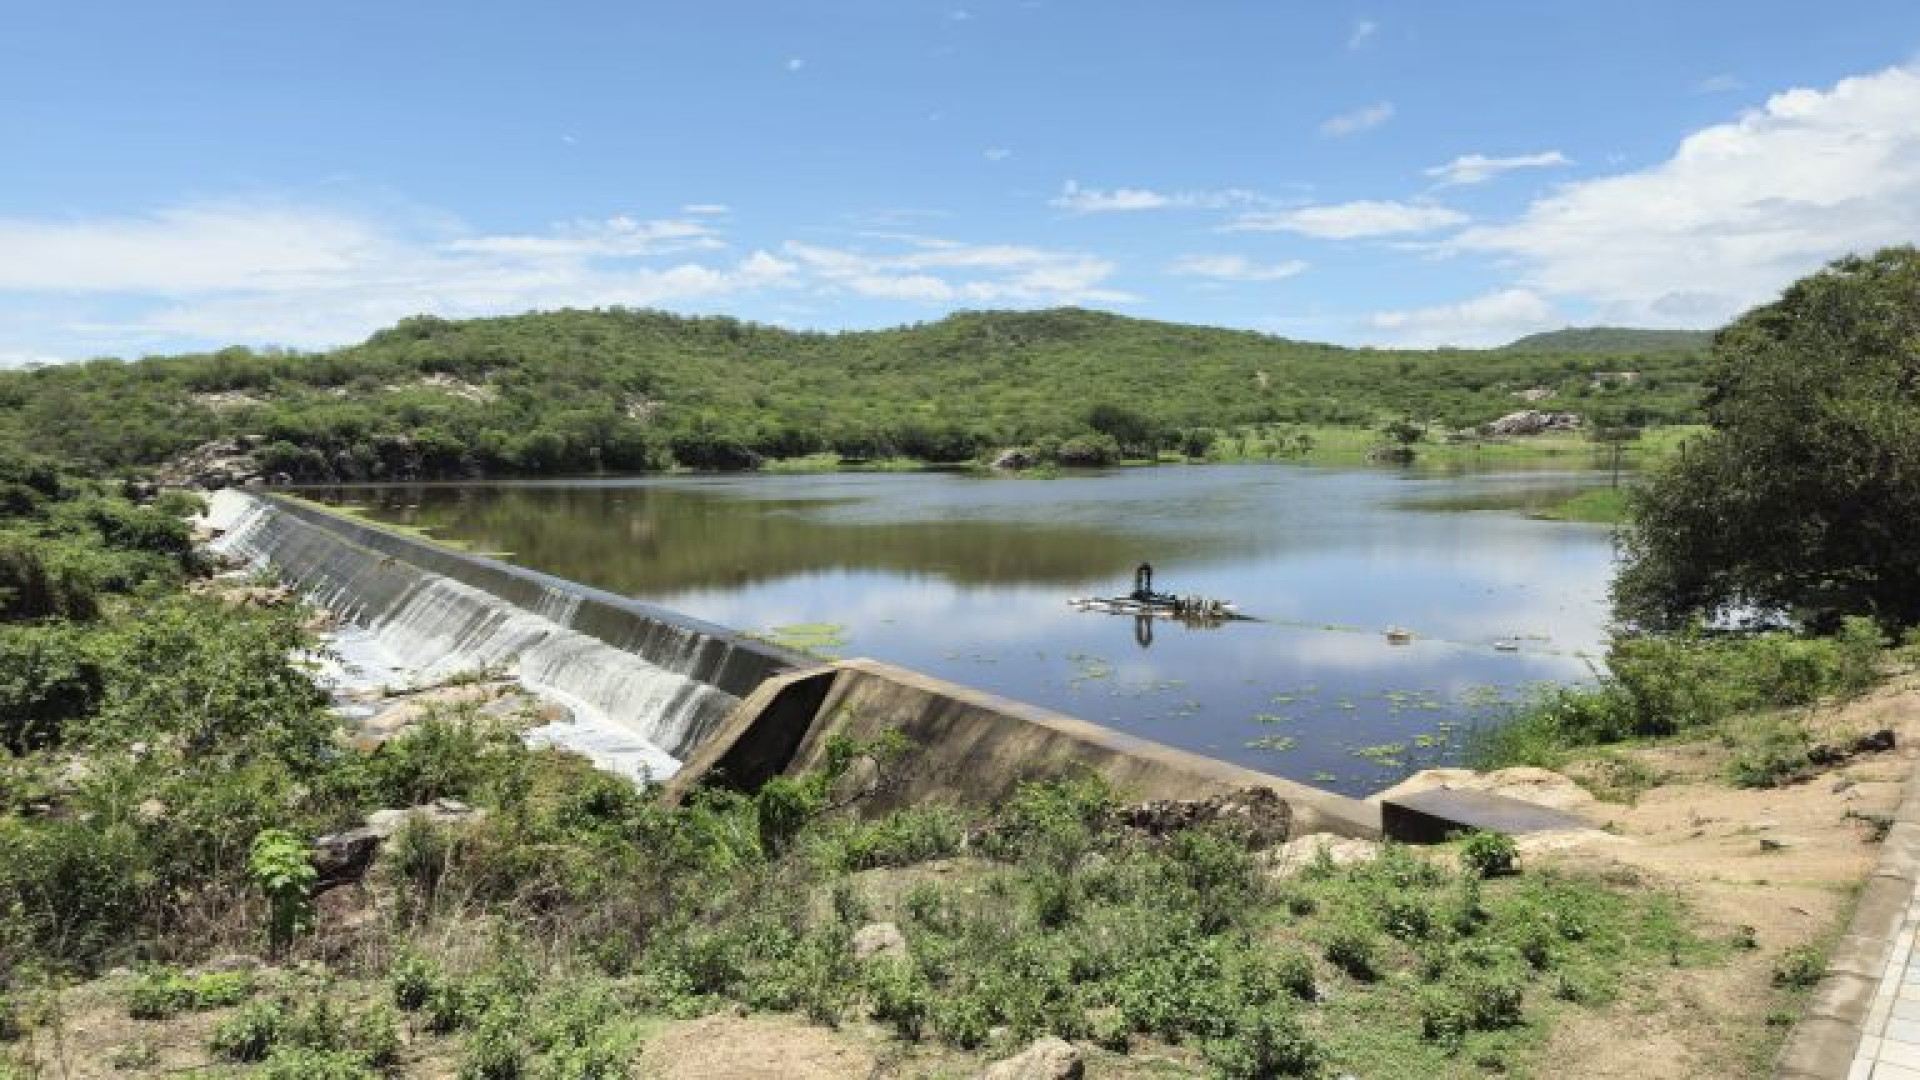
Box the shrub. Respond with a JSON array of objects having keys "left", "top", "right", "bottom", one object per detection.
[
  {"left": 1378, "top": 894, "right": 1437, "bottom": 942},
  {"left": 930, "top": 989, "right": 993, "bottom": 1049},
  {"left": 462, "top": 1006, "right": 529, "bottom": 1080},
  {"left": 1323, "top": 921, "right": 1379, "bottom": 981},
  {"left": 209, "top": 999, "right": 286, "bottom": 1062},
  {"left": 1772, "top": 945, "right": 1825, "bottom": 989},
  {"left": 391, "top": 949, "right": 439, "bottom": 1012},
  {"left": 1458, "top": 831, "right": 1520, "bottom": 878},
  {"left": 259, "top": 1047, "right": 379, "bottom": 1080},
  {"left": 1725, "top": 715, "right": 1813, "bottom": 788},
  {"left": 250, "top": 827, "right": 318, "bottom": 955},
  {"left": 1269, "top": 949, "right": 1318, "bottom": 1001},
  {"left": 1419, "top": 972, "right": 1525, "bottom": 1046},
  {"left": 126, "top": 967, "right": 254, "bottom": 1018},
  {"left": 1204, "top": 1005, "right": 1321, "bottom": 1079},
  {"left": 0, "top": 624, "right": 102, "bottom": 754},
  {"left": 981, "top": 772, "right": 1115, "bottom": 869}
]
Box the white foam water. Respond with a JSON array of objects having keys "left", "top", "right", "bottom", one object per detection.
[{"left": 207, "top": 491, "right": 730, "bottom": 783}]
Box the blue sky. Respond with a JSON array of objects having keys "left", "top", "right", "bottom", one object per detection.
[{"left": 4, "top": 1, "right": 1920, "bottom": 362}]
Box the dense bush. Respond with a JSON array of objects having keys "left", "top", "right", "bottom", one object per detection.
[{"left": 1474, "top": 620, "right": 1890, "bottom": 768}]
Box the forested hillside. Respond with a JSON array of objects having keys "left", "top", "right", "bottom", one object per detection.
[
  {"left": 1501, "top": 327, "right": 1714, "bottom": 354},
  {"left": 0, "top": 307, "right": 1707, "bottom": 482}
]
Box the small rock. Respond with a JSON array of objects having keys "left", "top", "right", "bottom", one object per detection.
[
  {"left": 1832, "top": 778, "right": 1857, "bottom": 794},
  {"left": 1261, "top": 833, "right": 1379, "bottom": 879},
  {"left": 312, "top": 827, "right": 383, "bottom": 886},
  {"left": 852, "top": 922, "right": 909, "bottom": 964},
  {"left": 204, "top": 954, "right": 261, "bottom": 973},
  {"left": 978, "top": 1036, "right": 1083, "bottom": 1080},
  {"left": 1854, "top": 729, "right": 1897, "bottom": 755},
  {"left": 1760, "top": 837, "right": 1785, "bottom": 852},
  {"left": 135, "top": 798, "right": 167, "bottom": 822}
]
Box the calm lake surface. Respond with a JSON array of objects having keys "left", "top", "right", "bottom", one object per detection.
[{"left": 314, "top": 464, "right": 1618, "bottom": 796}]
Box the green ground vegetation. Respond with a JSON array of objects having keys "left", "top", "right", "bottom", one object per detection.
[
  {"left": 0, "top": 307, "right": 1707, "bottom": 482},
  {"left": 1472, "top": 617, "right": 1898, "bottom": 784}
]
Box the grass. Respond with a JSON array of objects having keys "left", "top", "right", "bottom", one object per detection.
[
  {"left": 1207, "top": 423, "right": 1706, "bottom": 472},
  {"left": 1534, "top": 487, "right": 1629, "bottom": 523}
]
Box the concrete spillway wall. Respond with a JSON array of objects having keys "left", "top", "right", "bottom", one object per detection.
[
  {"left": 208, "top": 490, "right": 812, "bottom": 774},
  {"left": 212, "top": 490, "right": 1381, "bottom": 839}
]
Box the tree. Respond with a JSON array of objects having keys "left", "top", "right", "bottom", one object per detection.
[{"left": 1615, "top": 246, "right": 1920, "bottom": 631}]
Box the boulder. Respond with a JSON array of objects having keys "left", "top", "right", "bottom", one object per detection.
[
  {"left": 851, "top": 922, "right": 909, "bottom": 964},
  {"left": 978, "top": 1037, "right": 1083, "bottom": 1080},
  {"left": 992, "top": 448, "right": 1038, "bottom": 471},
  {"left": 1261, "top": 833, "right": 1380, "bottom": 879},
  {"left": 312, "top": 798, "right": 485, "bottom": 888},
  {"left": 312, "top": 827, "right": 383, "bottom": 886}
]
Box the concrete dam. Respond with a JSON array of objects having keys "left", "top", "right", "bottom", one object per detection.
[{"left": 205, "top": 489, "right": 1489, "bottom": 842}]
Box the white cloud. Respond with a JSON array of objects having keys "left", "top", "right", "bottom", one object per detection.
[
  {"left": 1168, "top": 255, "right": 1308, "bottom": 282},
  {"left": 1050, "top": 181, "right": 1169, "bottom": 213},
  {"left": 0, "top": 203, "right": 389, "bottom": 294},
  {"left": 1227, "top": 200, "right": 1466, "bottom": 239},
  {"left": 786, "top": 57, "right": 805, "bottom": 71},
  {"left": 1694, "top": 73, "right": 1743, "bottom": 94},
  {"left": 0, "top": 192, "right": 1150, "bottom": 357},
  {"left": 1048, "top": 180, "right": 1266, "bottom": 214},
  {"left": 785, "top": 237, "right": 1132, "bottom": 306},
  {"left": 447, "top": 215, "right": 721, "bottom": 258},
  {"left": 1425, "top": 151, "right": 1570, "bottom": 187},
  {"left": 1319, "top": 101, "right": 1394, "bottom": 137},
  {"left": 1457, "top": 63, "right": 1920, "bottom": 327},
  {"left": 1366, "top": 288, "right": 1560, "bottom": 348},
  {"left": 983, "top": 146, "right": 1012, "bottom": 162},
  {"left": 1348, "top": 19, "right": 1377, "bottom": 49}
]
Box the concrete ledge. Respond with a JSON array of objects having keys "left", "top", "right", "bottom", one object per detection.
[
  {"left": 1882, "top": 822, "right": 1920, "bottom": 883},
  {"left": 1776, "top": 1014, "right": 1868, "bottom": 1079},
  {"left": 1849, "top": 875, "right": 1913, "bottom": 949},
  {"left": 1805, "top": 971, "right": 1878, "bottom": 1027},
  {"left": 1379, "top": 787, "right": 1592, "bottom": 843},
  {"left": 1775, "top": 771, "right": 1920, "bottom": 1075},
  {"left": 763, "top": 658, "right": 1381, "bottom": 838}
]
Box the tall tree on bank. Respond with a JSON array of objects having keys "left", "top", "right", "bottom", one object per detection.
[{"left": 1615, "top": 246, "right": 1920, "bottom": 631}]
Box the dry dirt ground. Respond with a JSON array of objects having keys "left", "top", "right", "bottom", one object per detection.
[{"left": 1416, "top": 673, "right": 1920, "bottom": 1079}]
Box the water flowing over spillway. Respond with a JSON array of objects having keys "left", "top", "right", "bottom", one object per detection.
[{"left": 206, "top": 491, "right": 769, "bottom": 782}]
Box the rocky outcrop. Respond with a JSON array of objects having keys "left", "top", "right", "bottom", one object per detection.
[
  {"left": 155, "top": 438, "right": 273, "bottom": 490},
  {"left": 851, "top": 922, "right": 909, "bottom": 963},
  {"left": 992, "top": 448, "right": 1038, "bottom": 471},
  {"left": 1113, "top": 786, "right": 1293, "bottom": 848},
  {"left": 1483, "top": 410, "right": 1581, "bottom": 437},
  {"left": 312, "top": 798, "right": 485, "bottom": 888},
  {"left": 978, "top": 1037, "right": 1083, "bottom": 1080}
]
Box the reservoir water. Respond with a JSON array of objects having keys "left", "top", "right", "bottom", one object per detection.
[{"left": 311, "top": 463, "right": 1618, "bottom": 796}]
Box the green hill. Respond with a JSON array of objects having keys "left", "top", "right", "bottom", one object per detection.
[
  {"left": 1501, "top": 326, "right": 1713, "bottom": 353},
  {"left": 0, "top": 307, "right": 1708, "bottom": 482}
]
